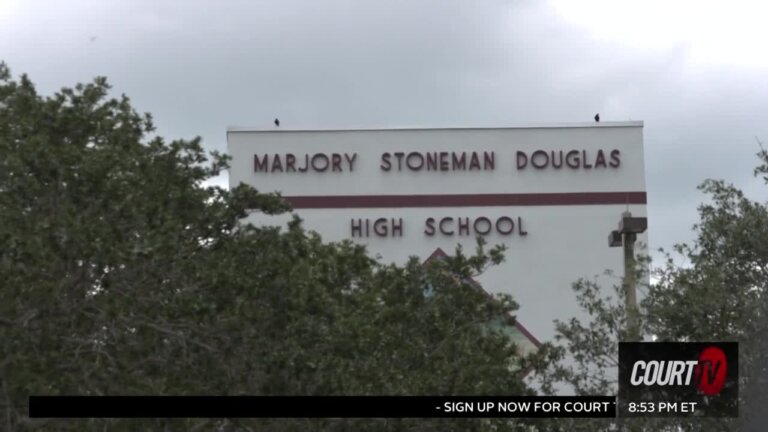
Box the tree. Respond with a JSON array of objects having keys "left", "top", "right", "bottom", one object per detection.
[
  {"left": 0, "top": 63, "right": 537, "bottom": 432},
  {"left": 532, "top": 147, "right": 768, "bottom": 431},
  {"left": 645, "top": 156, "right": 768, "bottom": 431}
]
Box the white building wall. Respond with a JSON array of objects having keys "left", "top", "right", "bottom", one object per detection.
[{"left": 228, "top": 123, "right": 648, "bottom": 345}]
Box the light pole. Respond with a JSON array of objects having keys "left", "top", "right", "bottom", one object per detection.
[{"left": 609, "top": 211, "right": 647, "bottom": 341}]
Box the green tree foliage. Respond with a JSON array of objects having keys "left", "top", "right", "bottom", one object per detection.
[
  {"left": 645, "top": 158, "right": 768, "bottom": 431},
  {"left": 0, "top": 63, "right": 539, "bottom": 431},
  {"left": 533, "top": 148, "right": 768, "bottom": 431}
]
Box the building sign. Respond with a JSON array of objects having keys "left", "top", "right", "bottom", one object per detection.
[
  {"left": 250, "top": 149, "right": 621, "bottom": 173},
  {"left": 227, "top": 123, "right": 648, "bottom": 346}
]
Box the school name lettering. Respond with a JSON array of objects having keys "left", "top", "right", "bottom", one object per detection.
[
  {"left": 252, "top": 149, "right": 621, "bottom": 173},
  {"left": 350, "top": 216, "right": 528, "bottom": 238}
]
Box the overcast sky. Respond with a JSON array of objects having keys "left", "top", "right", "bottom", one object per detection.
[{"left": 3, "top": 0, "right": 767, "bottom": 259}]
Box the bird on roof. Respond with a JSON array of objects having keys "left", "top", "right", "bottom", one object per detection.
[
  {"left": 594, "top": 113, "right": 600, "bottom": 122},
  {"left": 274, "top": 118, "right": 280, "bottom": 127}
]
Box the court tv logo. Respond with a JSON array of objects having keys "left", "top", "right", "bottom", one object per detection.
[
  {"left": 619, "top": 342, "right": 738, "bottom": 417},
  {"left": 629, "top": 345, "right": 728, "bottom": 395}
]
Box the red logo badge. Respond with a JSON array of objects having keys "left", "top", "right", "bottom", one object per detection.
[{"left": 695, "top": 346, "right": 728, "bottom": 395}]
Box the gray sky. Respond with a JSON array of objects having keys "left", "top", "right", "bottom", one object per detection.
[{"left": 2, "top": 0, "right": 767, "bottom": 259}]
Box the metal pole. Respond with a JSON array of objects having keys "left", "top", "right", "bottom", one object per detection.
[
  {"left": 622, "top": 232, "right": 642, "bottom": 431},
  {"left": 623, "top": 230, "right": 640, "bottom": 341},
  {"left": 609, "top": 211, "right": 647, "bottom": 430}
]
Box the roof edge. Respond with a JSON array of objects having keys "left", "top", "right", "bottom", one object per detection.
[{"left": 227, "top": 121, "right": 643, "bottom": 133}]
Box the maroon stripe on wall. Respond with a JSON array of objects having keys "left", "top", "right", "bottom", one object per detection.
[{"left": 283, "top": 192, "right": 646, "bottom": 209}]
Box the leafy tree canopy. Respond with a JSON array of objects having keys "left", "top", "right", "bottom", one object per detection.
[{"left": 0, "top": 63, "right": 536, "bottom": 432}]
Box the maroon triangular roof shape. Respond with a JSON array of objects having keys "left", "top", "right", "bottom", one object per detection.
[
  {"left": 423, "top": 247, "right": 450, "bottom": 264},
  {"left": 422, "top": 247, "right": 541, "bottom": 349}
]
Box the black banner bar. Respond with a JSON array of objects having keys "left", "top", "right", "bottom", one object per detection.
[{"left": 29, "top": 396, "right": 616, "bottom": 418}]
